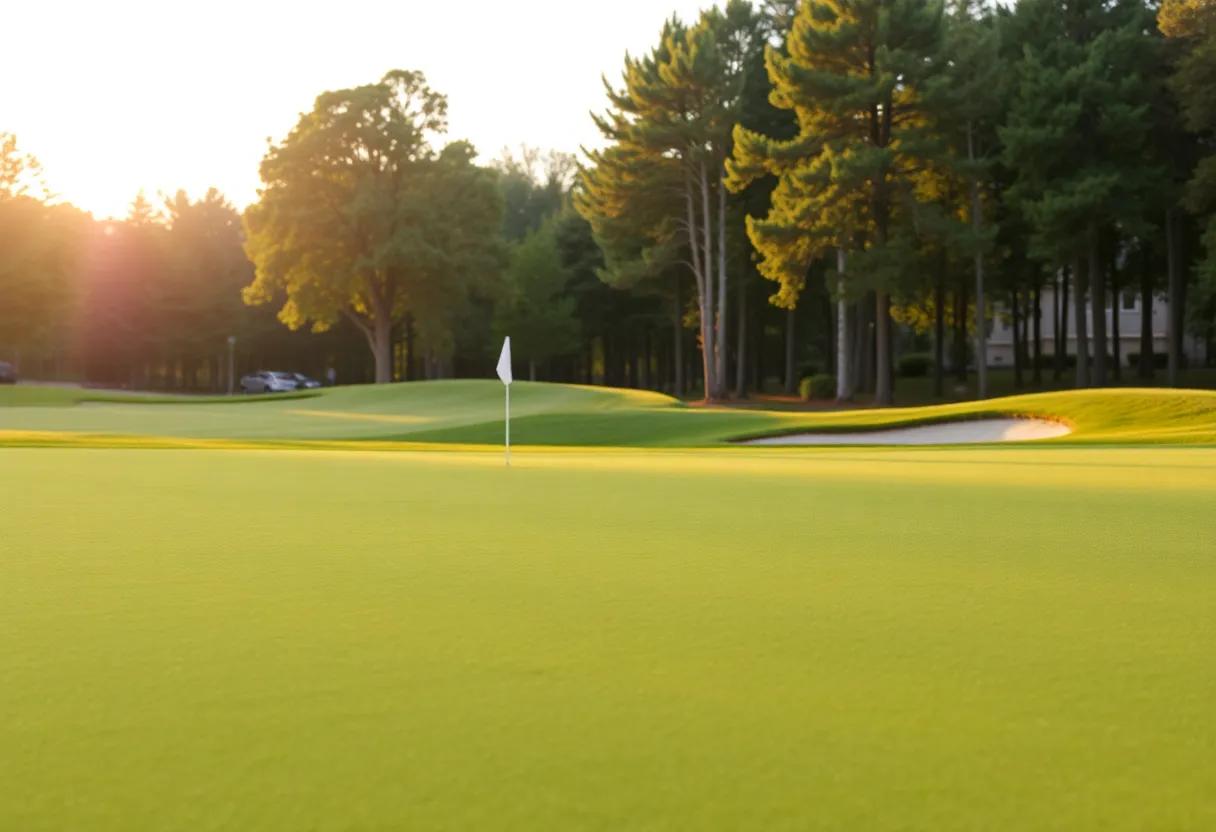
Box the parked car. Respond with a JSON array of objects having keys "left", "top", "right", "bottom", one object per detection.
[
  {"left": 0, "top": 362, "right": 16, "bottom": 384},
  {"left": 239, "top": 371, "right": 299, "bottom": 394},
  {"left": 289, "top": 373, "right": 322, "bottom": 389}
]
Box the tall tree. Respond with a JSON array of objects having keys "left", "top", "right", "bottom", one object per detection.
[
  {"left": 494, "top": 146, "right": 575, "bottom": 242},
  {"left": 729, "top": 0, "right": 947, "bottom": 406},
  {"left": 928, "top": 0, "right": 1004, "bottom": 398},
  {"left": 1002, "top": 0, "right": 1161, "bottom": 388},
  {"left": 1161, "top": 0, "right": 1216, "bottom": 377},
  {"left": 242, "top": 70, "right": 504, "bottom": 383},
  {"left": 494, "top": 222, "right": 581, "bottom": 380},
  {"left": 579, "top": 3, "right": 762, "bottom": 400},
  {"left": 0, "top": 195, "right": 89, "bottom": 362}
]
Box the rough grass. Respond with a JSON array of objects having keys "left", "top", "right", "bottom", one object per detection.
[
  {"left": 1, "top": 380, "right": 1214, "bottom": 447},
  {"left": 1, "top": 447, "right": 1213, "bottom": 830}
]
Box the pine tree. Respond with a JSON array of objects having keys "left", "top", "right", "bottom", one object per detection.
[
  {"left": 728, "top": 0, "right": 947, "bottom": 406},
  {"left": 1161, "top": 0, "right": 1216, "bottom": 369},
  {"left": 925, "top": 0, "right": 1004, "bottom": 397},
  {"left": 578, "top": 4, "right": 763, "bottom": 400},
  {"left": 1002, "top": 0, "right": 1162, "bottom": 388}
]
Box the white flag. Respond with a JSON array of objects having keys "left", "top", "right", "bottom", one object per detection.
[{"left": 496, "top": 337, "right": 513, "bottom": 385}]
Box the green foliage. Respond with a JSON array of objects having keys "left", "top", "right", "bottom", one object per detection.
[
  {"left": 1160, "top": 0, "right": 1216, "bottom": 301},
  {"left": 729, "top": 0, "right": 947, "bottom": 300},
  {"left": 1000, "top": 0, "right": 1162, "bottom": 262},
  {"left": 242, "top": 70, "right": 504, "bottom": 382},
  {"left": 578, "top": 1, "right": 771, "bottom": 399},
  {"left": 0, "top": 195, "right": 91, "bottom": 354},
  {"left": 1127, "top": 351, "right": 1170, "bottom": 371},
  {"left": 898, "top": 353, "right": 933, "bottom": 378},
  {"left": 494, "top": 222, "right": 581, "bottom": 372},
  {"left": 799, "top": 373, "right": 837, "bottom": 401},
  {"left": 494, "top": 146, "right": 574, "bottom": 242},
  {"left": 157, "top": 189, "right": 252, "bottom": 350}
]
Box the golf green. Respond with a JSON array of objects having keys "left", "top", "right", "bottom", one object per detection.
[{"left": 2, "top": 445, "right": 1214, "bottom": 830}]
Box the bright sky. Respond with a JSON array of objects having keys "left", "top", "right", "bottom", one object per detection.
[{"left": 4, "top": 0, "right": 708, "bottom": 219}]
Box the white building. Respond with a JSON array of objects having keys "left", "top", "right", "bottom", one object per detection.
[{"left": 987, "top": 281, "right": 1205, "bottom": 369}]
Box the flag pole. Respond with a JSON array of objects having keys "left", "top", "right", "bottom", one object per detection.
[{"left": 496, "top": 336, "right": 513, "bottom": 469}]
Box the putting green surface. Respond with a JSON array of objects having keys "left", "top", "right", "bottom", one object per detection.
[{"left": 3, "top": 446, "right": 1214, "bottom": 830}]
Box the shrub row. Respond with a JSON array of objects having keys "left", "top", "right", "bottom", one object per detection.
[
  {"left": 799, "top": 374, "right": 837, "bottom": 401},
  {"left": 898, "top": 353, "right": 932, "bottom": 378}
]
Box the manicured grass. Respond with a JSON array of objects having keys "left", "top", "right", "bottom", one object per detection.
[
  {"left": 1, "top": 447, "right": 1213, "bottom": 830},
  {"left": 0, "top": 384, "right": 320, "bottom": 408},
  {"left": 1, "top": 380, "right": 1214, "bottom": 446},
  {"left": 0, "top": 385, "right": 88, "bottom": 407},
  {"left": 889, "top": 366, "right": 1216, "bottom": 405}
]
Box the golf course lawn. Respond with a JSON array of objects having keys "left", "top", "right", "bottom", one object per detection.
[
  {"left": 2, "top": 381, "right": 1216, "bottom": 446},
  {"left": 2, "top": 445, "right": 1214, "bottom": 830}
]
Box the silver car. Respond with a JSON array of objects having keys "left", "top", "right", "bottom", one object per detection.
[
  {"left": 240, "top": 371, "right": 299, "bottom": 394},
  {"left": 289, "top": 373, "right": 323, "bottom": 389}
]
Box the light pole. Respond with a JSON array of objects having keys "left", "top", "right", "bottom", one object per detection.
[{"left": 227, "top": 336, "right": 236, "bottom": 395}]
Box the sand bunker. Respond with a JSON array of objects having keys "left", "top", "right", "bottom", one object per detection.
[{"left": 740, "top": 418, "right": 1072, "bottom": 446}]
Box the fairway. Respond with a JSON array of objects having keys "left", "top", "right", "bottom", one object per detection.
[{"left": 3, "top": 444, "right": 1215, "bottom": 830}]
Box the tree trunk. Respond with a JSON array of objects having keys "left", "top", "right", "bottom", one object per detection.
[
  {"left": 715, "top": 170, "right": 729, "bottom": 400},
  {"left": 685, "top": 169, "right": 714, "bottom": 399},
  {"left": 673, "top": 279, "right": 685, "bottom": 396},
  {"left": 734, "top": 280, "right": 747, "bottom": 399},
  {"left": 1166, "top": 208, "right": 1182, "bottom": 386},
  {"left": 370, "top": 319, "right": 393, "bottom": 384},
  {"left": 1073, "top": 255, "right": 1090, "bottom": 388},
  {"left": 1020, "top": 287, "right": 1031, "bottom": 376},
  {"left": 933, "top": 267, "right": 945, "bottom": 398},
  {"left": 753, "top": 309, "right": 764, "bottom": 394},
  {"left": 1089, "top": 223, "right": 1108, "bottom": 387},
  {"left": 1139, "top": 253, "right": 1154, "bottom": 379},
  {"left": 851, "top": 299, "right": 868, "bottom": 395},
  {"left": 1110, "top": 252, "right": 1122, "bottom": 383},
  {"left": 700, "top": 163, "right": 717, "bottom": 397},
  {"left": 1060, "top": 266, "right": 1070, "bottom": 379},
  {"left": 642, "top": 328, "right": 653, "bottom": 389},
  {"left": 969, "top": 123, "right": 988, "bottom": 399},
  {"left": 851, "top": 299, "right": 870, "bottom": 394},
  {"left": 784, "top": 306, "right": 797, "bottom": 395},
  {"left": 875, "top": 292, "right": 893, "bottom": 405},
  {"left": 1052, "top": 270, "right": 1061, "bottom": 381},
  {"left": 627, "top": 330, "right": 639, "bottom": 389},
  {"left": 953, "top": 283, "right": 968, "bottom": 383},
  {"left": 1012, "top": 290, "right": 1024, "bottom": 389},
  {"left": 404, "top": 314, "right": 416, "bottom": 382},
  {"left": 836, "top": 248, "right": 851, "bottom": 401},
  {"left": 1032, "top": 280, "right": 1043, "bottom": 385}
]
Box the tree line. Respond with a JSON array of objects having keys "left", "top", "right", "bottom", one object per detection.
[{"left": 2, "top": 0, "right": 1214, "bottom": 400}]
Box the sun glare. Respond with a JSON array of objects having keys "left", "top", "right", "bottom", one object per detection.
[{"left": 4, "top": 0, "right": 705, "bottom": 218}]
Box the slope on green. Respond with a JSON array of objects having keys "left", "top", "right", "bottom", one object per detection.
[
  {"left": 0, "top": 381, "right": 1214, "bottom": 447},
  {"left": 1, "top": 447, "right": 1213, "bottom": 830}
]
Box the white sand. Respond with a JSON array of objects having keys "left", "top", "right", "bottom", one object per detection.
[{"left": 740, "top": 418, "right": 1072, "bottom": 446}]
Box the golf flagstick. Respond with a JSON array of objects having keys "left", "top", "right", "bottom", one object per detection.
[{"left": 496, "top": 337, "right": 512, "bottom": 467}]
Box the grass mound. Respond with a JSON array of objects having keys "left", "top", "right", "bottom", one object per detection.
[{"left": 0, "top": 381, "right": 1213, "bottom": 448}]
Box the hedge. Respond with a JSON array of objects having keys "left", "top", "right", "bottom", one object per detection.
[{"left": 799, "top": 374, "right": 837, "bottom": 401}]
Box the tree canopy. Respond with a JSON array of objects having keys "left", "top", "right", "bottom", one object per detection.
[
  {"left": 242, "top": 70, "right": 504, "bottom": 382},
  {"left": 4, "top": 0, "right": 1216, "bottom": 396}
]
